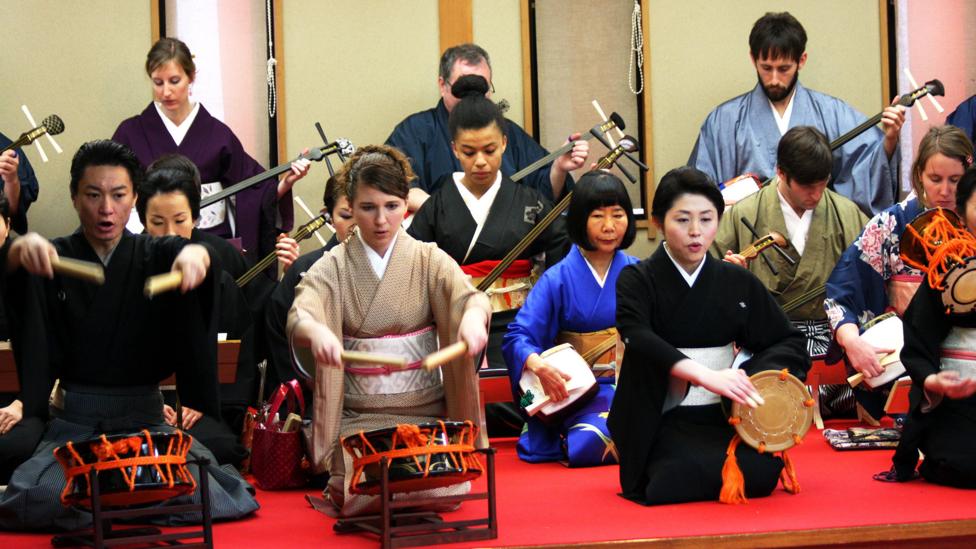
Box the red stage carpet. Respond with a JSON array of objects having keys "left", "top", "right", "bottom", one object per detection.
[{"left": 5, "top": 423, "right": 976, "bottom": 548}]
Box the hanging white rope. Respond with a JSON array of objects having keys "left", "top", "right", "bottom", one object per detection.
[
  {"left": 628, "top": 0, "right": 644, "bottom": 95},
  {"left": 266, "top": 0, "right": 277, "bottom": 118}
]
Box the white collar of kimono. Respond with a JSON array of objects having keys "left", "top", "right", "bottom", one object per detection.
[
  {"left": 154, "top": 101, "right": 200, "bottom": 146},
  {"left": 357, "top": 228, "right": 399, "bottom": 279},
  {"left": 767, "top": 89, "right": 796, "bottom": 136},
  {"left": 580, "top": 247, "right": 610, "bottom": 288},
  {"left": 662, "top": 242, "right": 706, "bottom": 287},
  {"left": 453, "top": 171, "right": 503, "bottom": 262},
  {"left": 776, "top": 184, "right": 814, "bottom": 256}
]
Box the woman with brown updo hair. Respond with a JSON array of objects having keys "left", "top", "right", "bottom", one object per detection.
[
  {"left": 113, "top": 37, "right": 309, "bottom": 278},
  {"left": 287, "top": 145, "right": 491, "bottom": 517}
]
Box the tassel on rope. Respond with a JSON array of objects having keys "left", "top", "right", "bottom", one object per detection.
[
  {"left": 780, "top": 449, "right": 800, "bottom": 494},
  {"left": 719, "top": 434, "right": 747, "bottom": 504}
]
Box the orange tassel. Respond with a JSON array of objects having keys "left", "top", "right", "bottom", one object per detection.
[
  {"left": 780, "top": 449, "right": 800, "bottom": 494},
  {"left": 719, "top": 435, "right": 748, "bottom": 504}
]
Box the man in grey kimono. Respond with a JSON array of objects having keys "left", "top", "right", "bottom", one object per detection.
[{"left": 689, "top": 11, "right": 906, "bottom": 215}]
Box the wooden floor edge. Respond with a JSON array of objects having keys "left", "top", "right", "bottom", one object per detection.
[{"left": 493, "top": 518, "right": 976, "bottom": 548}]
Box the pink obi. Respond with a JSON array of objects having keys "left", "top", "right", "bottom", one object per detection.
[{"left": 343, "top": 326, "right": 441, "bottom": 396}]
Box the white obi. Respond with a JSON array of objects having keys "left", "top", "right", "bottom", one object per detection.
[
  {"left": 198, "top": 181, "right": 236, "bottom": 232},
  {"left": 941, "top": 327, "right": 976, "bottom": 380},
  {"left": 663, "top": 343, "right": 736, "bottom": 411},
  {"left": 343, "top": 326, "right": 441, "bottom": 396}
]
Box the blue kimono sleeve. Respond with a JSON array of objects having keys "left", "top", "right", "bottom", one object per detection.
[
  {"left": 827, "top": 102, "right": 899, "bottom": 215},
  {"left": 687, "top": 110, "right": 733, "bottom": 186},
  {"left": 946, "top": 95, "right": 976, "bottom": 147},
  {"left": 502, "top": 271, "right": 562, "bottom": 397},
  {"left": 824, "top": 244, "right": 888, "bottom": 332}
]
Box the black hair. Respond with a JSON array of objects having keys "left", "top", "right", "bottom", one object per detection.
[
  {"left": 448, "top": 75, "right": 507, "bottom": 139},
  {"left": 651, "top": 167, "right": 724, "bottom": 222},
  {"left": 777, "top": 126, "right": 832, "bottom": 185},
  {"left": 567, "top": 171, "right": 636, "bottom": 250},
  {"left": 69, "top": 140, "right": 144, "bottom": 198},
  {"left": 749, "top": 12, "right": 807, "bottom": 62},
  {"left": 137, "top": 155, "right": 202, "bottom": 224},
  {"left": 439, "top": 43, "right": 491, "bottom": 81},
  {"left": 956, "top": 165, "right": 976, "bottom": 218}
]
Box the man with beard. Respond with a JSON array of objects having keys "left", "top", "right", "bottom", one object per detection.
[{"left": 689, "top": 12, "right": 905, "bottom": 215}]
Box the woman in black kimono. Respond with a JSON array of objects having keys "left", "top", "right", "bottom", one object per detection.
[
  {"left": 887, "top": 166, "right": 976, "bottom": 487},
  {"left": 608, "top": 167, "right": 809, "bottom": 505}
]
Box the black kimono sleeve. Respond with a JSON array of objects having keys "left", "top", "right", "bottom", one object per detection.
[
  {"left": 901, "top": 282, "right": 952, "bottom": 387},
  {"left": 736, "top": 272, "right": 810, "bottom": 380},
  {"left": 406, "top": 193, "right": 439, "bottom": 243}
]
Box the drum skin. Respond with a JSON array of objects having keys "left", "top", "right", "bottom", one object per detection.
[{"left": 730, "top": 371, "right": 813, "bottom": 453}]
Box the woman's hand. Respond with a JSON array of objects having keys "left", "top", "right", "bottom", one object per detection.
[
  {"left": 0, "top": 399, "right": 24, "bottom": 435},
  {"left": 698, "top": 368, "right": 764, "bottom": 408},
  {"left": 525, "top": 353, "right": 571, "bottom": 402},
  {"left": 163, "top": 404, "right": 203, "bottom": 429},
  {"left": 171, "top": 243, "right": 211, "bottom": 292},
  {"left": 275, "top": 234, "right": 300, "bottom": 272},
  {"left": 836, "top": 324, "right": 893, "bottom": 380},
  {"left": 457, "top": 307, "right": 489, "bottom": 358},
  {"left": 924, "top": 371, "right": 976, "bottom": 400},
  {"left": 723, "top": 250, "right": 748, "bottom": 268},
  {"left": 278, "top": 148, "right": 312, "bottom": 196},
  {"left": 306, "top": 321, "right": 343, "bottom": 367}
]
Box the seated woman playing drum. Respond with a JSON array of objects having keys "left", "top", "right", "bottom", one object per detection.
[
  {"left": 824, "top": 126, "right": 974, "bottom": 417},
  {"left": 287, "top": 145, "right": 491, "bottom": 517},
  {"left": 501, "top": 171, "right": 638, "bottom": 466},
  {"left": 608, "top": 167, "right": 808, "bottom": 505},
  {"left": 886, "top": 165, "right": 976, "bottom": 487}
]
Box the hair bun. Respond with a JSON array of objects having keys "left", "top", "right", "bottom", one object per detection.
[{"left": 451, "top": 74, "right": 490, "bottom": 99}]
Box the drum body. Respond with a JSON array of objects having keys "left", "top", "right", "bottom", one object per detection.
[
  {"left": 856, "top": 312, "right": 906, "bottom": 388},
  {"left": 941, "top": 257, "right": 976, "bottom": 315},
  {"left": 731, "top": 371, "right": 814, "bottom": 452},
  {"left": 519, "top": 343, "right": 598, "bottom": 426},
  {"left": 54, "top": 430, "right": 196, "bottom": 508},
  {"left": 341, "top": 421, "right": 482, "bottom": 495}
]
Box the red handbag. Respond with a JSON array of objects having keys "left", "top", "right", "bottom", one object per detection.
[{"left": 250, "top": 380, "right": 308, "bottom": 490}]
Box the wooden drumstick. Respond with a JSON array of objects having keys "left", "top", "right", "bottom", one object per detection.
[
  {"left": 340, "top": 351, "right": 407, "bottom": 368},
  {"left": 144, "top": 271, "right": 184, "bottom": 298},
  {"left": 51, "top": 256, "right": 105, "bottom": 285},
  {"left": 847, "top": 351, "right": 901, "bottom": 387},
  {"left": 421, "top": 341, "right": 469, "bottom": 371}
]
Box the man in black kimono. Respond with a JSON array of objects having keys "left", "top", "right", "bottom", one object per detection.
[{"left": 0, "top": 140, "right": 257, "bottom": 531}]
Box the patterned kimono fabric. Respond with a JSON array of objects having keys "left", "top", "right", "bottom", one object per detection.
[{"left": 288, "top": 229, "right": 486, "bottom": 517}]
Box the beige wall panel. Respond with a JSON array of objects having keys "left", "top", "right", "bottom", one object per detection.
[
  {"left": 473, "top": 0, "right": 525, "bottom": 127},
  {"left": 282, "top": 0, "right": 439, "bottom": 251},
  {"left": 649, "top": 0, "right": 883, "bottom": 195},
  {"left": 0, "top": 0, "right": 151, "bottom": 238}
]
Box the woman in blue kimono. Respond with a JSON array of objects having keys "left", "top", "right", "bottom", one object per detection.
[
  {"left": 502, "top": 171, "right": 638, "bottom": 466},
  {"left": 824, "top": 126, "right": 973, "bottom": 411}
]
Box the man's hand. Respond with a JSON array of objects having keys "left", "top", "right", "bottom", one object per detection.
[
  {"left": 0, "top": 150, "right": 20, "bottom": 186},
  {"left": 171, "top": 243, "right": 210, "bottom": 292},
  {"left": 8, "top": 232, "right": 57, "bottom": 277},
  {"left": 163, "top": 404, "right": 203, "bottom": 429},
  {"left": 723, "top": 250, "right": 748, "bottom": 268}
]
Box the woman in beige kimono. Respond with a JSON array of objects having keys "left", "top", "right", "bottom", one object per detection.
[{"left": 288, "top": 145, "right": 491, "bottom": 516}]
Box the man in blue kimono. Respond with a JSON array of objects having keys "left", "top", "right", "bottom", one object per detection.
[
  {"left": 0, "top": 131, "right": 41, "bottom": 234},
  {"left": 947, "top": 95, "right": 976, "bottom": 148},
  {"left": 386, "top": 43, "right": 587, "bottom": 212},
  {"left": 688, "top": 12, "right": 906, "bottom": 215}
]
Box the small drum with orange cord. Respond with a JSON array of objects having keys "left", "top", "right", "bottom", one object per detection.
[
  {"left": 340, "top": 421, "right": 482, "bottom": 495},
  {"left": 54, "top": 429, "right": 196, "bottom": 508},
  {"left": 720, "top": 369, "right": 815, "bottom": 504}
]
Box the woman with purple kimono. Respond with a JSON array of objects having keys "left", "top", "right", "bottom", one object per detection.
[
  {"left": 502, "top": 171, "right": 638, "bottom": 466},
  {"left": 113, "top": 37, "right": 309, "bottom": 273}
]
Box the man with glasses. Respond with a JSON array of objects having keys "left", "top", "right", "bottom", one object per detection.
[{"left": 387, "top": 43, "right": 587, "bottom": 213}]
